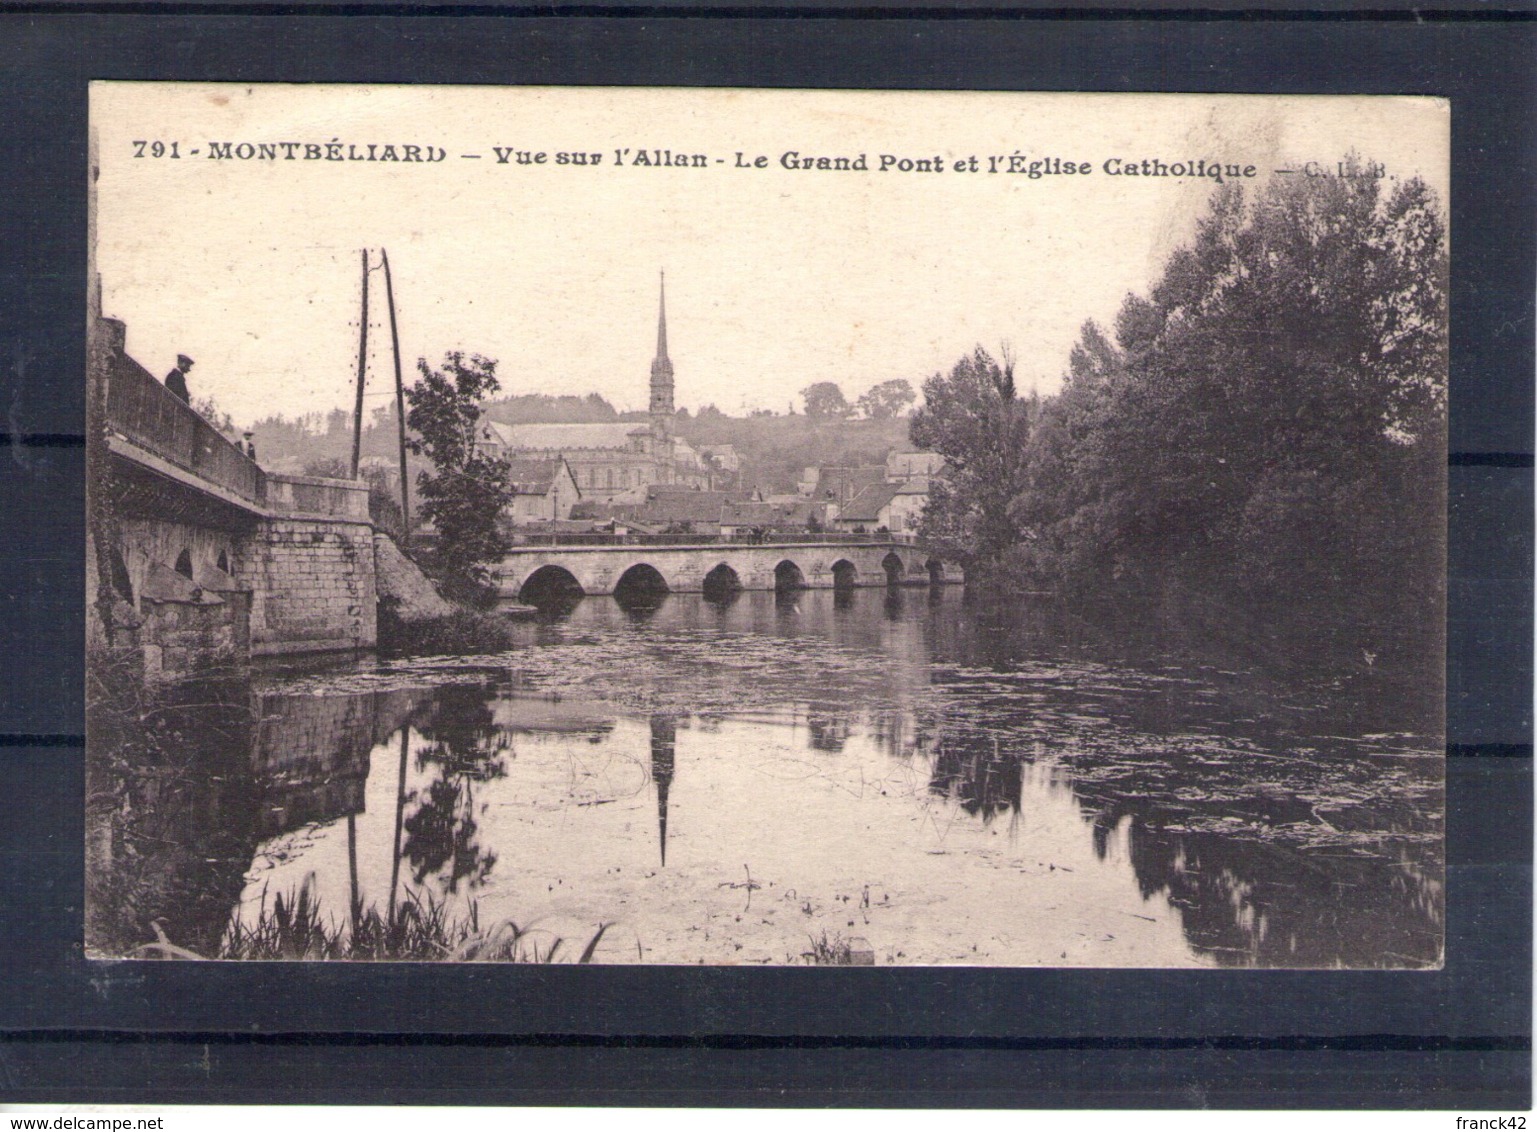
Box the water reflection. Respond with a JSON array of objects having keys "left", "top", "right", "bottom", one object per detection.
[
  {"left": 89, "top": 586, "right": 1442, "bottom": 967},
  {"left": 651, "top": 714, "right": 676, "bottom": 867},
  {"left": 86, "top": 678, "right": 428, "bottom": 957},
  {"left": 402, "top": 686, "right": 508, "bottom": 894},
  {"left": 928, "top": 731, "right": 1025, "bottom": 827}
]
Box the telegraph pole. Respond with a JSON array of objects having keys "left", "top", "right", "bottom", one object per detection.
[
  {"left": 350, "top": 249, "right": 370, "bottom": 479},
  {"left": 380, "top": 248, "right": 411, "bottom": 548}
]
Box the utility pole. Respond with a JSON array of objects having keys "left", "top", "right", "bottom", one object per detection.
[
  {"left": 380, "top": 248, "right": 411, "bottom": 548},
  {"left": 350, "top": 249, "right": 370, "bottom": 479}
]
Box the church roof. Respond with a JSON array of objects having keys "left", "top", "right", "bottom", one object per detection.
[{"left": 484, "top": 421, "right": 646, "bottom": 452}]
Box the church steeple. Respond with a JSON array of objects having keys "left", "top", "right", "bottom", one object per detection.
[
  {"left": 655, "top": 271, "right": 669, "bottom": 363},
  {"left": 649, "top": 272, "right": 675, "bottom": 437},
  {"left": 650, "top": 715, "right": 676, "bottom": 867}
]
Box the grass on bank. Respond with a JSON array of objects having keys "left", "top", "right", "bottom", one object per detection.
[
  {"left": 130, "top": 878, "right": 609, "bottom": 963},
  {"left": 801, "top": 930, "right": 857, "bottom": 966}
]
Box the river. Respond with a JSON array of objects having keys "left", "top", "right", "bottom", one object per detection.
[{"left": 86, "top": 585, "right": 1444, "bottom": 967}]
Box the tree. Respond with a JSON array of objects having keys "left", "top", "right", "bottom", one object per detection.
[
  {"left": 191, "top": 395, "right": 236, "bottom": 436},
  {"left": 909, "top": 347, "right": 1032, "bottom": 573},
  {"left": 1019, "top": 156, "right": 1446, "bottom": 662},
  {"left": 855, "top": 378, "right": 917, "bottom": 420},
  {"left": 404, "top": 352, "right": 516, "bottom": 606},
  {"left": 800, "top": 381, "right": 851, "bottom": 420}
]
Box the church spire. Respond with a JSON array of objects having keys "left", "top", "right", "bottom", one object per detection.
[
  {"left": 656, "top": 270, "right": 669, "bottom": 362},
  {"left": 649, "top": 271, "right": 675, "bottom": 436}
]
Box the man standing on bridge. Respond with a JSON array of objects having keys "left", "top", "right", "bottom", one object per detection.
[{"left": 164, "top": 354, "right": 193, "bottom": 403}]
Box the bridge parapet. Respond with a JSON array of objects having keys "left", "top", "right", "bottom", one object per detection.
[
  {"left": 266, "top": 473, "right": 371, "bottom": 521},
  {"left": 94, "top": 319, "right": 380, "bottom": 671},
  {"left": 508, "top": 531, "right": 921, "bottom": 548},
  {"left": 104, "top": 326, "right": 264, "bottom": 506}
]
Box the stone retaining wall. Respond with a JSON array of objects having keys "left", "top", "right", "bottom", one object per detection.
[{"left": 245, "top": 518, "right": 377, "bottom": 656}]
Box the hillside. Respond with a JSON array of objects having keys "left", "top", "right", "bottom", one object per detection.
[
  {"left": 231, "top": 394, "right": 919, "bottom": 496},
  {"left": 676, "top": 413, "right": 913, "bottom": 494}
]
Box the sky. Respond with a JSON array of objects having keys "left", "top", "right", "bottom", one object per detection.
[{"left": 91, "top": 85, "right": 1449, "bottom": 429}]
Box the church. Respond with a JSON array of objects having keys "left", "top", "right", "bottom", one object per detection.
[{"left": 478, "top": 277, "right": 719, "bottom": 501}]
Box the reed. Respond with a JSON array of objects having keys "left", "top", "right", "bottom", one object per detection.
[
  {"left": 801, "top": 929, "right": 856, "bottom": 966},
  {"left": 210, "top": 877, "right": 609, "bottom": 962}
]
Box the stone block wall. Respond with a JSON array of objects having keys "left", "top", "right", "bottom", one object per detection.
[
  {"left": 243, "top": 518, "right": 377, "bottom": 656},
  {"left": 139, "top": 595, "right": 242, "bottom": 680}
]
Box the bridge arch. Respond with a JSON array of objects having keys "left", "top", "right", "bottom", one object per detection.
[
  {"left": 174, "top": 549, "right": 194, "bottom": 579},
  {"left": 216, "top": 549, "right": 230, "bottom": 575},
  {"left": 702, "top": 562, "right": 742, "bottom": 602},
  {"left": 881, "top": 551, "right": 904, "bottom": 587},
  {"left": 774, "top": 559, "right": 806, "bottom": 593},
  {"left": 925, "top": 557, "right": 943, "bottom": 586},
  {"left": 518, "top": 564, "right": 585, "bottom": 604},
  {"left": 831, "top": 559, "right": 858, "bottom": 591},
  {"left": 614, "top": 562, "right": 670, "bottom": 603}
]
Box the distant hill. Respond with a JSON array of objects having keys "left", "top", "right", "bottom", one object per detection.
[{"left": 480, "top": 392, "right": 638, "bottom": 425}]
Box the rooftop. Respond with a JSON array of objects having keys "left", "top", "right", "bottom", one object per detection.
[
  {"left": 503, "top": 457, "right": 571, "bottom": 495},
  {"left": 839, "top": 482, "right": 901, "bottom": 523},
  {"left": 483, "top": 421, "right": 646, "bottom": 451}
]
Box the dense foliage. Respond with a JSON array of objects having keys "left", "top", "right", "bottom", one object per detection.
[
  {"left": 855, "top": 378, "right": 918, "bottom": 420},
  {"left": 933, "top": 159, "right": 1447, "bottom": 666},
  {"left": 405, "top": 352, "right": 516, "bottom": 606},
  {"left": 909, "top": 348, "right": 1034, "bottom": 571},
  {"left": 800, "top": 381, "right": 852, "bottom": 420}
]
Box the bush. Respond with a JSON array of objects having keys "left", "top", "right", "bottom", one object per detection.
[{"left": 377, "top": 606, "right": 516, "bottom": 658}]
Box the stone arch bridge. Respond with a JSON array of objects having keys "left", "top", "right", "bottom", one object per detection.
[{"left": 500, "top": 540, "right": 963, "bottom": 600}]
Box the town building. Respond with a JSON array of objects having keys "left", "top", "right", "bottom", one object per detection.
[
  {"left": 721, "top": 499, "right": 831, "bottom": 539},
  {"left": 834, "top": 482, "right": 900, "bottom": 533},
  {"left": 834, "top": 471, "right": 938, "bottom": 535},
  {"left": 477, "top": 276, "right": 725, "bottom": 499},
  {"left": 887, "top": 478, "right": 931, "bottom": 532},
  {"left": 600, "top": 484, "right": 763, "bottom": 534},
  {"left": 696, "top": 444, "right": 740, "bottom": 474},
  {"left": 797, "top": 464, "right": 889, "bottom": 509},
  {"left": 504, "top": 457, "right": 582, "bottom": 523}
]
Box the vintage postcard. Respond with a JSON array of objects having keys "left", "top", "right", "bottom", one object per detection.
[{"left": 85, "top": 84, "right": 1447, "bottom": 967}]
